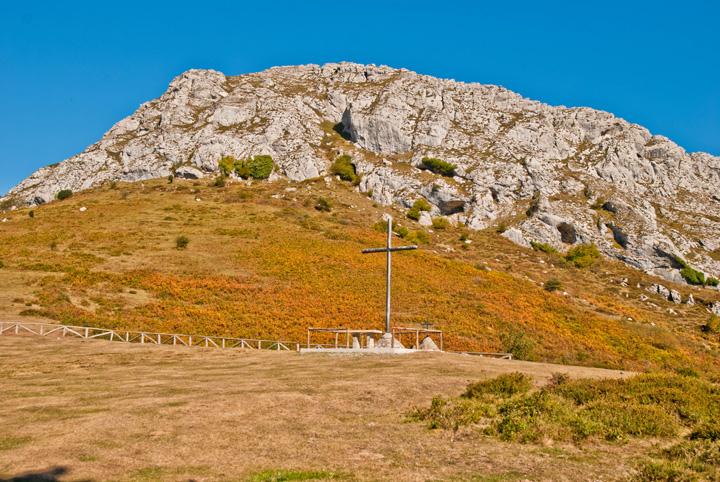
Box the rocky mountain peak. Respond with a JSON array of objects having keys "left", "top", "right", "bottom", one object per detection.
[{"left": 4, "top": 62, "right": 720, "bottom": 284}]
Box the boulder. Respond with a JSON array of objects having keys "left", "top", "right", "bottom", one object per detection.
[
  {"left": 418, "top": 211, "right": 433, "bottom": 227},
  {"left": 647, "top": 284, "right": 671, "bottom": 299},
  {"left": 175, "top": 166, "right": 205, "bottom": 179},
  {"left": 669, "top": 289, "right": 682, "bottom": 304},
  {"left": 419, "top": 336, "right": 440, "bottom": 351}
]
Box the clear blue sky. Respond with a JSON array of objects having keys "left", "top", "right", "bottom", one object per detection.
[{"left": 1, "top": 1, "right": 718, "bottom": 195}]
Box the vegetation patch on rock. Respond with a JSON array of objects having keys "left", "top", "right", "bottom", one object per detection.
[
  {"left": 565, "top": 244, "right": 600, "bottom": 268},
  {"left": 420, "top": 157, "right": 457, "bottom": 177},
  {"left": 56, "top": 189, "right": 73, "bottom": 201},
  {"left": 330, "top": 155, "right": 359, "bottom": 184},
  {"left": 407, "top": 198, "right": 431, "bottom": 221}
]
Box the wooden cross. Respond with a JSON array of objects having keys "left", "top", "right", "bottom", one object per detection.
[{"left": 362, "top": 216, "right": 417, "bottom": 334}]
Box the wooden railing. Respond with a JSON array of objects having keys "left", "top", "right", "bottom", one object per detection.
[
  {"left": 450, "top": 351, "right": 513, "bottom": 360},
  {"left": 0, "top": 321, "right": 300, "bottom": 352}
]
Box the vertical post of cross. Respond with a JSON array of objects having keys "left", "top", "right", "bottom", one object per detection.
[{"left": 385, "top": 217, "right": 392, "bottom": 334}]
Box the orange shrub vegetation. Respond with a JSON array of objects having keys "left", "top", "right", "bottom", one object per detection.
[{"left": 0, "top": 179, "right": 715, "bottom": 374}]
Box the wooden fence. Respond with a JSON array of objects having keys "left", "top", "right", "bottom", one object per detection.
[{"left": 0, "top": 321, "right": 300, "bottom": 352}]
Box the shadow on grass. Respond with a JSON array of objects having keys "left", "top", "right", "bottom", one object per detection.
[{"left": 0, "top": 466, "right": 92, "bottom": 482}]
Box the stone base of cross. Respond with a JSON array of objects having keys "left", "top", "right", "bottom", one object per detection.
[{"left": 362, "top": 215, "right": 417, "bottom": 337}]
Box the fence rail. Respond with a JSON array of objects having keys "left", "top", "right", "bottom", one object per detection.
[
  {"left": 0, "top": 321, "right": 300, "bottom": 352},
  {"left": 450, "top": 351, "right": 513, "bottom": 360}
]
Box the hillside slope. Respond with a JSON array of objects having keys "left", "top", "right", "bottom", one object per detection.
[
  {"left": 4, "top": 62, "right": 720, "bottom": 284},
  {"left": 1, "top": 178, "right": 719, "bottom": 376}
]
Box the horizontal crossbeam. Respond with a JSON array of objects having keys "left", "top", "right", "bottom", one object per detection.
[{"left": 362, "top": 245, "right": 417, "bottom": 254}]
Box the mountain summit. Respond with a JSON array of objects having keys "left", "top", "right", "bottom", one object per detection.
[{"left": 5, "top": 62, "right": 720, "bottom": 282}]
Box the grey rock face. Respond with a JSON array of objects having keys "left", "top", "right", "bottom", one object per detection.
[
  {"left": 648, "top": 284, "right": 671, "bottom": 300},
  {"left": 4, "top": 62, "right": 719, "bottom": 282},
  {"left": 669, "top": 289, "right": 682, "bottom": 304}
]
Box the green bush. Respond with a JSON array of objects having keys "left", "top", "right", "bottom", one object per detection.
[
  {"left": 500, "top": 330, "right": 535, "bottom": 360},
  {"left": 232, "top": 155, "right": 275, "bottom": 180},
  {"left": 314, "top": 197, "right": 332, "bottom": 212},
  {"left": 412, "top": 372, "right": 720, "bottom": 445},
  {"left": 56, "top": 189, "right": 73, "bottom": 201},
  {"left": 407, "top": 396, "right": 492, "bottom": 440},
  {"left": 404, "top": 229, "right": 430, "bottom": 245},
  {"left": 544, "top": 278, "right": 562, "bottom": 292},
  {"left": 175, "top": 235, "right": 190, "bottom": 250},
  {"left": 247, "top": 155, "right": 274, "bottom": 179},
  {"left": 395, "top": 225, "right": 410, "bottom": 238},
  {"left": 413, "top": 198, "right": 432, "bottom": 212},
  {"left": 565, "top": 244, "right": 600, "bottom": 268},
  {"left": 530, "top": 241, "right": 557, "bottom": 254},
  {"left": 690, "top": 420, "right": 720, "bottom": 441},
  {"left": 218, "top": 156, "right": 236, "bottom": 176},
  {"left": 407, "top": 198, "right": 432, "bottom": 221},
  {"left": 635, "top": 440, "right": 720, "bottom": 481},
  {"left": 431, "top": 217, "right": 450, "bottom": 230},
  {"left": 681, "top": 266, "right": 706, "bottom": 285},
  {"left": 672, "top": 255, "right": 709, "bottom": 285},
  {"left": 707, "top": 277, "right": 720, "bottom": 287},
  {"left": 702, "top": 315, "right": 720, "bottom": 334},
  {"left": 420, "top": 157, "right": 457, "bottom": 177},
  {"left": 463, "top": 373, "right": 533, "bottom": 399},
  {"left": 373, "top": 220, "right": 389, "bottom": 233},
  {"left": 330, "top": 155, "right": 359, "bottom": 184},
  {"left": 212, "top": 176, "right": 226, "bottom": 187}
]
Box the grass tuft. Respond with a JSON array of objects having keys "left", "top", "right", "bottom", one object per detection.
[{"left": 249, "top": 469, "right": 347, "bottom": 481}]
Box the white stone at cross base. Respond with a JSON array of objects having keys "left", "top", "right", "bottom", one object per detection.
[
  {"left": 420, "top": 336, "right": 440, "bottom": 351},
  {"left": 376, "top": 333, "right": 405, "bottom": 349}
]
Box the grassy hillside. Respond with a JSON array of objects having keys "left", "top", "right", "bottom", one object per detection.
[{"left": 1, "top": 177, "right": 719, "bottom": 375}]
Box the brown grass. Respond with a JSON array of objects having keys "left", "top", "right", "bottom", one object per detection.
[{"left": 0, "top": 335, "right": 643, "bottom": 481}]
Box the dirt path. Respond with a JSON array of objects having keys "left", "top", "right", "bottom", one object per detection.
[{"left": 1, "top": 335, "right": 639, "bottom": 481}]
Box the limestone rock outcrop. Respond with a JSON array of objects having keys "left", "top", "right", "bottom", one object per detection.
[{"left": 4, "top": 62, "right": 719, "bottom": 282}]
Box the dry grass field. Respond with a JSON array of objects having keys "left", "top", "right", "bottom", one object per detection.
[{"left": 0, "top": 334, "right": 644, "bottom": 482}]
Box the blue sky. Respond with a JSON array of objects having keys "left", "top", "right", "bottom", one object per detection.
[{"left": 1, "top": 1, "right": 718, "bottom": 195}]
